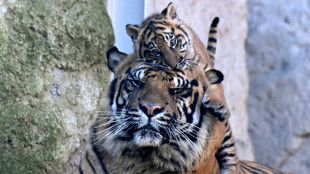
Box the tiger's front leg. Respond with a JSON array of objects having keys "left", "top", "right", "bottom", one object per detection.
[{"left": 203, "top": 69, "right": 240, "bottom": 174}]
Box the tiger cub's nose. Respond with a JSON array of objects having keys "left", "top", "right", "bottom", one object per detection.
[{"left": 139, "top": 102, "right": 164, "bottom": 117}]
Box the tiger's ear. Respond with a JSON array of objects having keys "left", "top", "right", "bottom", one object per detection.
[
  {"left": 106, "top": 46, "right": 128, "bottom": 72},
  {"left": 161, "top": 2, "right": 177, "bottom": 20},
  {"left": 126, "top": 24, "right": 140, "bottom": 43},
  {"left": 206, "top": 69, "right": 224, "bottom": 84}
]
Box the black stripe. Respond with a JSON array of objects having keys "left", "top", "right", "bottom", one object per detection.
[
  {"left": 218, "top": 142, "right": 235, "bottom": 153},
  {"left": 224, "top": 142, "right": 235, "bottom": 149},
  {"left": 91, "top": 139, "right": 109, "bottom": 174},
  {"left": 148, "top": 20, "right": 166, "bottom": 26},
  {"left": 170, "top": 158, "right": 181, "bottom": 169},
  {"left": 176, "top": 25, "right": 188, "bottom": 38},
  {"left": 163, "top": 139, "right": 187, "bottom": 159},
  {"left": 154, "top": 26, "right": 166, "bottom": 31},
  {"left": 116, "top": 80, "right": 126, "bottom": 109},
  {"left": 222, "top": 132, "right": 232, "bottom": 143},
  {"left": 207, "top": 45, "right": 216, "bottom": 53},
  {"left": 139, "top": 40, "right": 143, "bottom": 59},
  {"left": 225, "top": 163, "right": 238, "bottom": 167},
  {"left": 211, "top": 17, "right": 219, "bottom": 27},
  {"left": 175, "top": 34, "right": 185, "bottom": 39},
  {"left": 240, "top": 162, "right": 269, "bottom": 174},
  {"left": 208, "top": 38, "right": 217, "bottom": 43},
  {"left": 158, "top": 153, "right": 169, "bottom": 162},
  {"left": 183, "top": 92, "right": 199, "bottom": 123},
  {"left": 218, "top": 152, "right": 236, "bottom": 158},
  {"left": 190, "top": 79, "right": 198, "bottom": 87},
  {"left": 224, "top": 120, "right": 229, "bottom": 127},
  {"left": 219, "top": 158, "right": 229, "bottom": 163},
  {"left": 215, "top": 112, "right": 225, "bottom": 122},
  {"left": 146, "top": 28, "right": 152, "bottom": 40},
  {"left": 79, "top": 166, "right": 84, "bottom": 174},
  {"left": 240, "top": 164, "right": 247, "bottom": 174},
  {"left": 86, "top": 152, "right": 97, "bottom": 173},
  {"left": 209, "top": 30, "right": 217, "bottom": 34},
  {"left": 204, "top": 99, "right": 210, "bottom": 105},
  {"left": 217, "top": 104, "right": 224, "bottom": 110},
  {"left": 183, "top": 103, "right": 192, "bottom": 123},
  {"left": 171, "top": 27, "right": 175, "bottom": 33}
]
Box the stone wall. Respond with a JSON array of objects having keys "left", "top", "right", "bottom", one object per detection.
[
  {"left": 0, "top": 0, "right": 114, "bottom": 173},
  {"left": 145, "top": 0, "right": 254, "bottom": 160},
  {"left": 247, "top": 0, "right": 310, "bottom": 173}
]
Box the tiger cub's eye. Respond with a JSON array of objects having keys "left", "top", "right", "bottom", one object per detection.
[
  {"left": 170, "top": 38, "right": 177, "bottom": 48},
  {"left": 150, "top": 49, "right": 160, "bottom": 57}
]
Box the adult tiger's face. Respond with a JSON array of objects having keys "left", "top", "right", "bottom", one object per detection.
[
  {"left": 92, "top": 47, "right": 225, "bottom": 172},
  {"left": 112, "top": 64, "right": 202, "bottom": 147},
  {"left": 126, "top": 2, "right": 192, "bottom": 68}
]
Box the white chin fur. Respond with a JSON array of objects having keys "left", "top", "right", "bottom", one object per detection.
[{"left": 133, "top": 129, "right": 162, "bottom": 147}]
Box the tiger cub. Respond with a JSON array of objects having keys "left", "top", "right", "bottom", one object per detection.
[
  {"left": 125, "top": 2, "right": 237, "bottom": 173},
  {"left": 126, "top": 2, "right": 218, "bottom": 70}
]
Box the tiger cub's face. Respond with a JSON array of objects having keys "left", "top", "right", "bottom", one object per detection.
[
  {"left": 92, "top": 47, "right": 225, "bottom": 172},
  {"left": 126, "top": 2, "right": 192, "bottom": 69}
]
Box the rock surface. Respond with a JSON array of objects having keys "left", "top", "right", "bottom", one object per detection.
[
  {"left": 0, "top": 0, "right": 114, "bottom": 173},
  {"left": 145, "top": 0, "right": 254, "bottom": 160},
  {"left": 246, "top": 0, "right": 310, "bottom": 173}
]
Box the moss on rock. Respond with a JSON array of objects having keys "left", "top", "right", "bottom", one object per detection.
[{"left": 0, "top": 0, "right": 114, "bottom": 173}]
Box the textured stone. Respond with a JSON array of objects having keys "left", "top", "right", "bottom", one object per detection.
[
  {"left": 247, "top": 0, "right": 310, "bottom": 173},
  {"left": 0, "top": 0, "right": 114, "bottom": 173},
  {"left": 145, "top": 0, "right": 254, "bottom": 160}
]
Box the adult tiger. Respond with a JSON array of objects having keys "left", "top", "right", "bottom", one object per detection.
[
  {"left": 80, "top": 46, "right": 227, "bottom": 174},
  {"left": 125, "top": 2, "right": 237, "bottom": 173},
  {"left": 79, "top": 46, "right": 288, "bottom": 174}
]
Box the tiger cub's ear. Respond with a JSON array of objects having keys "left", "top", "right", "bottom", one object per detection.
[
  {"left": 161, "top": 2, "right": 177, "bottom": 20},
  {"left": 106, "top": 46, "right": 128, "bottom": 72},
  {"left": 206, "top": 69, "right": 224, "bottom": 84},
  {"left": 126, "top": 24, "right": 140, "bottom": 43}
]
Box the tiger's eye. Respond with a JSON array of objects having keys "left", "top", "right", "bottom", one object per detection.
[
  {"left": 150, "top": 49, "right": 160, "bottom": 57},
  {"left": 170, "top": 38, "right": 177, "bottom": 47},
  {"left": 131, "top": 79, "right": 143, "bottom": 87},
  {"left": 169, "top": 88, "right": 184, "bottom": 95}
]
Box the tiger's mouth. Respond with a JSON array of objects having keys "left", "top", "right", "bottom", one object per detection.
[
  {"left": 133, "top": 125, "right": 163, "bottom": 147},
  {"left": 137, "top": 124, "right": 159, "bottom": 133}
]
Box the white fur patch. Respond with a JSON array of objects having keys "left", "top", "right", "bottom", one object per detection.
[{"left": 133, "top": 130, "right": 162, "bottom": 147}]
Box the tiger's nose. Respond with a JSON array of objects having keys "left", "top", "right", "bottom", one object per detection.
[{"left": 139, "top": 102, "right": 164, "bottom": 117}]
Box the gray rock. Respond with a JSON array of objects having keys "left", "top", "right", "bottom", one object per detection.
[
  {"left": 145, "top": 0, "right": 254, "bottom": 161},
  {"left": 0, "top": 0, "right": 114, "bottom": 173},
  {"left": 247, "top": 0, "right": 310, "bottom": 173}
]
